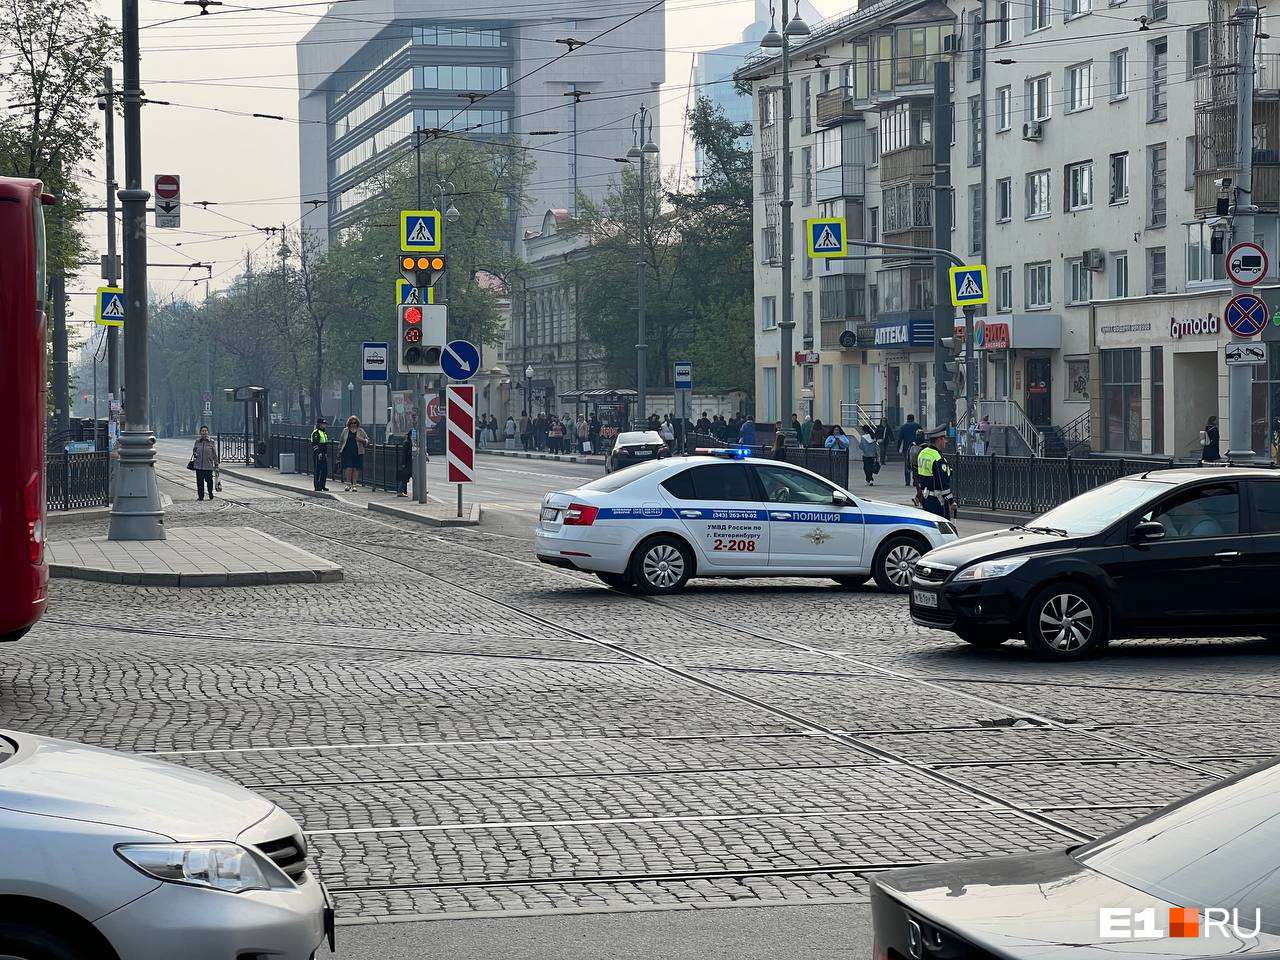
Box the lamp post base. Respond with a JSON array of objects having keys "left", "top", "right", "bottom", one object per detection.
[{"left": 107, "top": 429, "right": 166, "bottom": 540}]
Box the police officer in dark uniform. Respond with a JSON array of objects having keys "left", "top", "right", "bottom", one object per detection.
[
  {"left": 916, "top": 427, "right": 955, "bottom": 519},
  {"left": 310, "top": 417, "right": 330, "bottom": 491}
]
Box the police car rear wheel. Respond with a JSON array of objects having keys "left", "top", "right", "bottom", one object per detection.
[
  {"left": 872, "top": 535, "right": 923, "bottom": 594},
  {"left": 832, "top": 575, "right": 871, "bottom": 589},
  {"left": 630, "top": 536, "right": 692, "bottom": 594}
]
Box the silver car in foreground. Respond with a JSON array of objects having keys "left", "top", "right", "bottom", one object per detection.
[{"left": 0, "top": 730, "right": 333, "bottom": 960}]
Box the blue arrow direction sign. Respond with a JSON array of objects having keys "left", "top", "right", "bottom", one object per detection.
[
  {"left": 1226, "top": 293, "right": 1267, "bottom": 338},
  {"left": 441, "top": 339, "right": 480, "bottom": 381},
  {"left": 400, "top": 210, "right": 442, "bottom": 252}
]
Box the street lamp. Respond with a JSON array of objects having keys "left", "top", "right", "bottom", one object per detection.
[
  {"left": 760, "top": 0, "right": 810, "bottom": 433},
  {"left": 627, "top": 104, "right": 659, "bottom": 427},
  {"left": 346, "top": 381, "right": 354, "bottom": 422},
  {"left": 524, "top": 364, "right": 535, "bottom": 414}
]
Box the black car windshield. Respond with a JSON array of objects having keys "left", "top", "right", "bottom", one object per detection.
[
  {"left": 1074, "top": 760, "right": 1280, "bottom": 933},
  {"left": 1030, "top": 478, "right": 1173, "bottom": 535}
]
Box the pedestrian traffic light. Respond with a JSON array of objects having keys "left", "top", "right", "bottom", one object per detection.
[
  {"left": 398, "top": 254, "right": 446, "bottom": 289},
  {"left": 941, "top": 336, "right": 964, "bottom": 395},
  {"left": 397, "top": 303, "right": 447, "bottom": 374}
]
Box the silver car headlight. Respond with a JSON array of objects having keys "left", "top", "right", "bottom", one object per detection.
[
  {"left": 953, "top": 557, "right": 1029, "bottom": 581},
  {"left": 116, "top": 842, "right": 271, "bottom": 893}
]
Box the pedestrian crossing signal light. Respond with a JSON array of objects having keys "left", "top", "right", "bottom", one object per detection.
[
  {"left": 398, "top": 254, "right": 446, "bottom": 288},
  {"left": 398, "top": 303, "right": 447, "bottom": 374}
]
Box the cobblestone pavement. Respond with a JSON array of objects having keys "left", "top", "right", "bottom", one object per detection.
[{"left": 12, "top": 459, "right": 1280, "bottom": 928}]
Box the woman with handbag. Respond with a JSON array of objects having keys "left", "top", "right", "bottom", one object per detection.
[
  {"left": 190, "top": 425, "right": 219, "bottom": 501},
  {"left": 338, "top": 416, "right": 370, "bottom": 491},
  {"left": 858, "top": 427, "right": 880, "bottom": 486}
]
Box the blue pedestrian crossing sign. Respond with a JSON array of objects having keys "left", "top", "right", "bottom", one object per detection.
[
  {"left": 441, "top": 340, "right": 480, "bottom": 381},
  {"left": 806, "top": 217, "right": 847, "bottom": 258},
  {"left": 949, "top": 264, "right": 989, "bottom": 307},
  {"left": 96, "top": 287, "right": 125, "bottom": 327},
  {"left": 400, "top": 209, "right": 442, "bottom": 252},
  {"left": 395, "top": 279, "right": 435, "bottom": 305}
]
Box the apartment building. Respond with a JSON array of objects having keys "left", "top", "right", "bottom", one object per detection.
[{"left": 739, "top": 0, "right": 1280, "bottom": 455}]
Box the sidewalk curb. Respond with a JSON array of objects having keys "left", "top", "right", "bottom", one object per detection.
[
  {"left": 368, "top": 500, "right": 483, "bottom": 527},
  {"left": 217, "top": 465, "right": 341, "bottom": 501},
  {"left": 957, "top": 507, "right": 1033, "bottom": 524}
]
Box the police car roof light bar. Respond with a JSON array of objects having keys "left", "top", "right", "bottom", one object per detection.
[{"left": 696, "top": 448, "right": 753, "bottom": 459}]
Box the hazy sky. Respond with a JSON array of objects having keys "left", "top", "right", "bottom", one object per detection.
[{"left": 65, "top": 0, "right": 841, "bottom": 331}]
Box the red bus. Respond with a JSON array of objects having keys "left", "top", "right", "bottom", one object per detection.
[{"left": 0, "top": 177, "right": 52, "bottom": 641}]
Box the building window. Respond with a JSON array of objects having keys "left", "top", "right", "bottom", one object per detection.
[
  {"left": 802, "top": 147, "right": 813, "bottom": 206},
  {"left": 1186, "top": 221, "right": 1228, "bottom": 283},
  {"left": 1149, "top": 39, "right": 1168, "bottom": 120},
  {"left": 1189, "top": 26, "right": 1210, "bottom": 74},
  {"left": 762, "top": 367, "right": 778, "bottom": 421},
  {"left": 997, "top": 0, "right": 1012, "bottom": 42},
  {"left": 996, "top": 265, "right": 1013, "bottom": 312},
  {"left": 1147, "top": 246, "right": 1167, "bottom": 293},
  {"left": 1067, "top": 358, "right": 1090, "bottom": 401},
  {"left": 1110, "top": 151, "right": 1130, "bottom": 204},
  {"left": 1151, "top": 346, "right": 1164, "bottom": 454},
  {"left": 1067, "top": 62, "right": 1093, "bottom": 111},
  {"left": 1025, "top": 261, "right": 1051, "bottom": 308},
  {"left": 996, "top": 86, "right": 1012, "bottom": 131},
  {"left": 1026, "top": 169, "right": 1051, "bottom": 218},
  {"left": 968, "top": 96, "right": 983, "bottom": 166},
  {"left": 761, "top": 155, "right": 777, "bottom": 195},
  {"left": 996, "top": 177, "right": 1013, "bottom": 222},
  {"left": 803, "top": 291, "right": 814, "bottom": 347},
  {"left": 802, "top": 78, "right": 812, "bottom": 135},
  {"left": 869, "top": 207, "right": 879, "bottom": 243},
  {"left": 1101, "top": 348, "right": 1142, "bottom": 452},
  {"left": 761, "top": 226, "right": 778, "bottom": 264},
  {"left": 1067, "top": 258, "right": 1092, "bottom": 303},
  {"left": 1150, "top": 0, "right": 1168, "bottom": 21},
  {"left": 1066, "top": 160, "right": 1094, "bottom": 210},
  {"left": 1149, "top": 143, "right": 1167, "bottom": 226},
  {"left": 869, "top": 129, "right": 879, "bottom": 165},
  {"left": 760, "top": 90, "right": 775, "bottom": 126},
  {"left": 761, "top": 296, "right": 778, "bottom": 330},
  {"left": 1110, "top": 49, "right": 1128, "bottom": 98},
  {"left": 1027, "top": 74, "right": 1052, "bottom": 121},
  {"left": 969, "top": 10, "right": 984, "bottom": 81},
  {"left": 1068, "top": 0, "right": 1092, "bottom": 16},
  {"left": 1112, "top": 251, "right": 1129, "bottom": 296},
  {"left": 969, "top": 185, "right": 984, "bottom": 256},
  {"left": 1185, "top": 136, "right": 1196, "bottom": 191},
  {"left": 1029, "top": 0, "right": 1051, "bottom": 32}
]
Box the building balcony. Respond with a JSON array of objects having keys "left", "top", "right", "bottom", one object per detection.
[
  {"left": 820, "top": 319, "right": 873, "bottom": 350},
  {"left": 1194, "top": 162, "right": 1280, "bottom": 216},
  {"left": 815, "top": 88, "right": 864, "bottom": 126},
  {"left": 880, "top": 145, "right": 934, "bottom": 184},
  {"left": 881, "top": 227, "right": 935, "bottom": 261},
  {"left": 815, "top": 162, "right": 865, "bottom": 202}
]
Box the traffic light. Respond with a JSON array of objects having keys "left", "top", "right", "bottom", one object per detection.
[
  {"left": 398, "top": 303, "right": 447, "bottom": 374},
  {"left": 398, "top": 254, "right": 446, "bottom": 289},
  {"left": 941, "top": 336, "right": 964, "bottom": 396}
]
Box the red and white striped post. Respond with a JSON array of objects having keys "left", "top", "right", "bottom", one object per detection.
[{"left": 445, "top": 384, "right": 475, "bottom": 516}]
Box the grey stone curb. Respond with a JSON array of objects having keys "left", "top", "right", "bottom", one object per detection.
[
  {"left": 49, "top": 564, "right": 342, "bottom": 587},
  {"left": 216, "top": 465, "right": 340, "bottom": 500},
  {"left": 367, "top": 500, "right": 483, "bottom": 527}
]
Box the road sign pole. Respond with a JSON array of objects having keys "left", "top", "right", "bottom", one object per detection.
[
  {"left": 415, "top": 375, "right": 429, "bottom": 504},
  {"left": 963, "top": 304, "right": 977, "bottom": 425},
  {"left": 1228, "top": 0, "right": 1260, "bottom": 460}
]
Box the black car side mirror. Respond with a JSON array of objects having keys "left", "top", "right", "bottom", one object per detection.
[{"left": 1134, "top": 520, "right": 1166, "bottom": 541}]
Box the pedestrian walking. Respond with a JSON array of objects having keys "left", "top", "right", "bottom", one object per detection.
[
  {"left": 549, "top": 416, "right": 564, "bottom": 454},
  {"left": 799, "top": 415, "right": 812, "bottom": 446},
  {"left": 771, "top": 421, "right": 788, "bottom": 460},
  {"left": 875, "top": 417, "right": 890, "bottom": 463},
  {"left": 825, "top": 424, "right": 850, "bottom": 450},
  {"left": 337, "top": 416, "right": 369, "bottom": 491},
  {"left": 858, "top": 427, "right": 879, "bottom": 485},
  {"left": 907, "top": 428, "right": 927, "bottom": 507},
  {"left": 738, "top": 416, "right": 756, "bottom": 447},
  {"left": 396, "top": 429, "right": 413, "bottom": 497},
  {"left": 897, "top": 414, "right": 919, "bottom": 485},
  {"left": 1200, "top": 415, "right": 1221, "bottom": 462},
  {"left": 810, "top": 418, "right": 825, "bottom": 446},
  {"left": 190, "top": 425, "right": 218, "bottom": 501},
  {"left": 659, "top": 418, "right": 675, "bottom": 449},
  {"left": 505, "top": 414, "right": 516, "bottom": 448},
  {"left": 576, "top": 415, "right": 591, "bottom": 454},
  {"left": 917, "top": 428, "right": 955, "bottom": 519},
  {"left": 518, "top": 411, "right": 531, "bottom": 451},
  {"left": 310, "top": 416, "right": 330, "bottom": 491}
]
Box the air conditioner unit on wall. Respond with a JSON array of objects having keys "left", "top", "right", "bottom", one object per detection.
[
  {"left": 942, "top": 33, "right": 960, "bottom": 53},
  {"left": 1022, "top": 120, "right": 1043, "bottom": 141},
  {"left": 1083, "top": 248, "right": 1105, "bottom": 270}
]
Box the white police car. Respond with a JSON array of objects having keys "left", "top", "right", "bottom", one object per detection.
[{"left": 535, "top": 450, "right": 958, "bottom": 594}]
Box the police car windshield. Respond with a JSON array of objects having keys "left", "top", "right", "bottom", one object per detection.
[
  {"left": 1031, "top": 477, "right": 1172, "bottom": 535},
  {"left": 578, "top": 460, "right": 671, "bottom": 493}
]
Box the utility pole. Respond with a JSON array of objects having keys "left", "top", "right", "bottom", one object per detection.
[
  {"left": 108, "top": 0, "right": 165, "bottom": 540},
  {"left": 931, "top": 59, "right": 955, "bottom": 428},
  {"left": 51, "top": 271, "right": 68, "bottom": 438},
  {"left": 203, "top": 264, "right": 213, "bottom": 432},
  {"left": 628, "top": 105, "right": 658, "bottom": 425},
  {"left": 1227, "top": 0, "right": 1259, "bottom": 459},
  {"left": 102, "top": 68, "right": 120, "bottom": 406},
  {"left": 414, "top": 128, "right": 429, "bottom": 504}
]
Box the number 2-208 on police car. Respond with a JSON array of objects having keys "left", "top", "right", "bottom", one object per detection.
[{"left": 535, "top": 449, "right": 958, "bottom": 594}]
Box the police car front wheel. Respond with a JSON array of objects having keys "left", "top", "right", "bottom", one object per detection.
[
  {"left": 872, "top": 534, "right": 925, "bottom": 594},
  {"left": 630, "top": 536, "right": 693, "bottom": 594}
]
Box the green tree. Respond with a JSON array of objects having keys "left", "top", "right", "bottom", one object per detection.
[{"left": 0, "top": 0, "right": 118, "bottom": 274}]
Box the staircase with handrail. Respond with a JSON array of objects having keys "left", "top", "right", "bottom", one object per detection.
[{"left": 970, "top": 399, "right": 1046, "bottom": 458}]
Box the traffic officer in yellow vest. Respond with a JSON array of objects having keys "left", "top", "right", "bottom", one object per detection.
[
  {"left": 916, "top": 427, "right": 955, "bottom": 519},
  {"left": 310, "top": 417, "right": 330, "bottom": 492}
]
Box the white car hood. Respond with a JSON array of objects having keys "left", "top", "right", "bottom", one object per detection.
[{"left": 0, "top": 730, "right": 275, "bottom": 841}]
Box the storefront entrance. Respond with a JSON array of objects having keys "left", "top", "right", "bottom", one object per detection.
[{"left": 1025, "top": 357, "right": 1053, "bottom": 427}]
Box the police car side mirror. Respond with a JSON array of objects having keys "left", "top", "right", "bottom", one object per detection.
[
  {"left": 1134, "top": 520, "right": 1165, "bottom": 541},
  {"left": 833, "top": 491, "right": 854, "bottom": 507}
]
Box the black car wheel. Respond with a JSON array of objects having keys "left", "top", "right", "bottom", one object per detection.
[
  {"left": 832, "top": 575, "right": 871, "bottom": 589},
  {"left": 595, "top": 571, "right": 634, "bottom": 591},
  {"left": 0, "top": 923, "right": 91, "bottom": 960},
  {"left": 956, "top": 629, "right": 1009, "bottom": 648},
  {"left": 630, "top": 536, "right": 693, "bottom": 594},
  {"left": 1024, "top": 582, "right": 1109, "bottom": 660},
  {"left": 872, "top": 535, "right": 925, "bottom": 594}
]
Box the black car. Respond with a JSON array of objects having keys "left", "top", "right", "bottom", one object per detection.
[
  {"left": 605, "top": 430, "right": 669, "bottom": 474},
  {"left": 910, "top": 467, "right": 1280, "bottom": 659},
  {"left": 872, "top": 758, "right": 1280, "bottom": 960}
]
